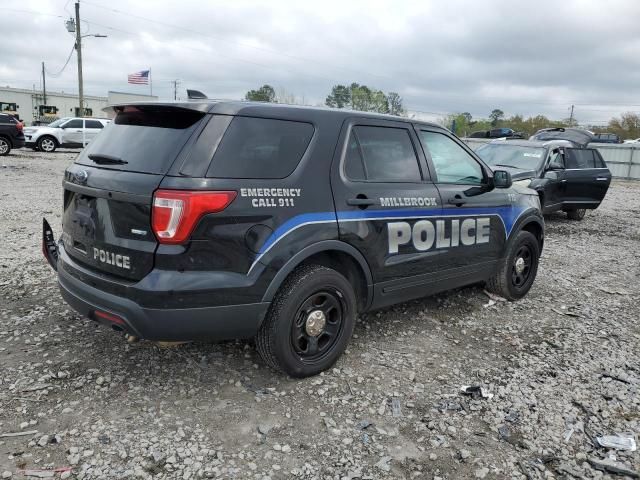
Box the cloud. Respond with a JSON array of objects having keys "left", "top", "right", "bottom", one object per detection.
[{"left": 1, "top": 0, "right": 639, "bottom": 124}]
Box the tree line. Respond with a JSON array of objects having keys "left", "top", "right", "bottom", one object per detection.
[
  {"left": 244, "top": 84, "right": 640, "bottom": 140},
  {"left": 245, "top": 83, "right": 405, "bottom": 116}
]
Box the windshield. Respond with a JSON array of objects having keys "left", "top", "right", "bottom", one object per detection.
[
  {"left": 47, "top": 117, "right": 72, "bottom": 128},
  {"left": 476, "top": 144, "right": 546, "bottom": 169}
]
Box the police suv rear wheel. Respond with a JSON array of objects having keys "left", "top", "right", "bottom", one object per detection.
[
  {"left": 256, "top": 264, "right": 357, "bottom": 378},
  {"left": 486, "top": 230, "right": 540, "bottom": 301},
  {"left": 565, "top": 208, "right": 586, "bottom": 221}
]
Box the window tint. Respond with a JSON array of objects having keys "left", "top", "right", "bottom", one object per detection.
[
  {"left": 566, "top": 149, "right": 596, "bottom": 169},
  {"left": 76, "top": 106, "right": 206, "bottom": 174},
  {"left": 420, "top": 131, "right": 484, "bottom": 184},
  {"left": 208, "top": 117, "right": 313, "bottom": 179},
  {"left": 85, "top": 120, "right": 104, "bottom": 129},
  {"left": 344, "top": 126, "right": 421, "bottom": 182},
  {"left": 64, "top": 119, "right": 83, "bottom": 129}
]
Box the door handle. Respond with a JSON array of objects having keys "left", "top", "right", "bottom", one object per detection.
[
  {"left": 347, "top": 197, "right": 376, "bottom": 207},
  {"left": 561, "top": 179, "right": 567, "bottom": 183},
  {"left": 447, "top": 195, "right": 466, "bottom": 206},
  {"left": 594, "top": 177, "right": 608, "bottom": 181}
]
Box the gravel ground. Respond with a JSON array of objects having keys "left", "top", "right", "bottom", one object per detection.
[{"left": 0, "top": 149, "right": 638, "bottom": 480}]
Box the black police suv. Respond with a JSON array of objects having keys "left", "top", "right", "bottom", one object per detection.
[
  {"left": 43, "top": 102, "right": 544, "bottom": 377},
  {"left": 476, "top": 139, "right": 611, "bottom": 220},
  {"left": 0, "top": 113, "right": 25, "bottom": 155}
]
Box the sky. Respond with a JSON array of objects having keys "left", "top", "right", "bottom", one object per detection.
[{"left": 1, "top": 0, "right": 639, "bottom": 125}]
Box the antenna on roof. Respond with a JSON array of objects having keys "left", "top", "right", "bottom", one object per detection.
[{"left": 186, "top": 89, "right": 208, "bottom": 100}]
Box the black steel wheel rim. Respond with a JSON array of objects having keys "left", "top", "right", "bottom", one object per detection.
[
  {"left": 290, "top": 289, "right": 345, "bottom": 363},
  {"left": 511, "top": 244, "right": 533, "bottom": 288}
]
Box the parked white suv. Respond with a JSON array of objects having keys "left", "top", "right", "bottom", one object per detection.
[{"left": 24, "top": 117, "right": 111, "bottom": 153}]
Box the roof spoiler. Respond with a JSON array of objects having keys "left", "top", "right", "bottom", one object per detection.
[{"left": 186, "top": 89, "right": 208, "bottom": 100}]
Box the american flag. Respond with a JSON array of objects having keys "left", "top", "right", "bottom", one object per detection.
[{"left": 128, "top": 70, "right": 150, "bottom": 85}]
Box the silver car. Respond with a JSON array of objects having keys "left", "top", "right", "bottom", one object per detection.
[{"left": 24, "top": 117, "right": 111, "bottom": 153}]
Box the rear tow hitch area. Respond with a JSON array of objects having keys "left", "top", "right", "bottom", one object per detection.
[{"left": 42, "top": 218, "right": 59, "bottom": 271}]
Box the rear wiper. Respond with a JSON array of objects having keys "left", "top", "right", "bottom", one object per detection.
[{"left": 88, "top": 153, "right": 128, "bottom": 165}]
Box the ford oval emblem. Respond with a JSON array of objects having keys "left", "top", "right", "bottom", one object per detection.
[{"left": 74, "top": 170, "right": 88, "bottom": 184}]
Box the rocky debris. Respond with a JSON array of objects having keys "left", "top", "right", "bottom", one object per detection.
[{"left": 0, "top": 151, "right": 639, "bottom": 478}]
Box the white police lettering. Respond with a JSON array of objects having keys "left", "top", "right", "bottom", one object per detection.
[
  {"left": 388, "top": 217, "right": 492, "bottom": 254},
  {"left": 380, "top": 197, "right": 437, "bottom": 208},
  {"left": 93, "top": 247, "right": 131, "bottom": 270},
  {"left": 240, "top": 187, "right": 301, "bottom": 208}
]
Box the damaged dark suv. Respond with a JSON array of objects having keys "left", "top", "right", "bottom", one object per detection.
[{"left": 43, "top": 102, "right": 544, "bottom": 377}]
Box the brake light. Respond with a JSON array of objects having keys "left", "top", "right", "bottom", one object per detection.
[
  {"left": 16, "top": 121, "right": 23, "bottom": 132},
  {"left": 151, "top": 190, "right": 236, "bottom": 244}
]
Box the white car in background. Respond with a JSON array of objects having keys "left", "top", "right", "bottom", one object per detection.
[
  {"left": 623, "top": 138, "right": 640, "bottom": 144},
  {"left": 24, "top": 117, "right": 111, "bottom": 153}
]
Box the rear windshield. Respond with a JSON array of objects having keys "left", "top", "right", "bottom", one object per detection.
[
  {"left": 476, "top": 144, "right": 546, "bottom": 169},
  {"left": 75, "top": 106, "right": 205, "bottom": 174},
  {"left": 207, "top": 116, "right": 314, "bottom": 179}
]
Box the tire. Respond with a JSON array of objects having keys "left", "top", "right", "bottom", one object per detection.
[
  {"left": 256, "top": 264, "right": 357, "bottom": 378},
  {"left": 37, "top": 136, "right": 58, "bottom": 153},
  {"left": 486, "top": 230, "right": 540, "bottom": 301},
  {"left": 565, "top": 209, "right": 586, "bottom": 221},
  {"left": 0, "top": 137, "right": 11, "bottom": 156}
]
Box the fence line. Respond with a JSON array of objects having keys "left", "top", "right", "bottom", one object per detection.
[{"left": 462, "top": 138, "right": 640, "bottom": 180}]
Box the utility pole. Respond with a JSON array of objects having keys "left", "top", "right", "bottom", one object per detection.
[
  {"left": 41, "top": 62, "right": 47, "bottom": 105},
  {"left": 569, "top": 104, "right": 574, "bottom": 125},
  {"left": 172, "top": 79, "right": 180, "bottom": 100},
  {"left": 75, "top": 1, "right": 84, "bottom": 117}
]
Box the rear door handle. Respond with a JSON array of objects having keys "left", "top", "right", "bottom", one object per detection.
[
  {"left": 561, "top": 179, "right": 567, "bottom": 183},
  {"left": 595, "top": 177, "right": 608, "bottom": 181},
  {"left": 447, "top": 196, "right": 466, "bottom": 206},
  {"left": 347, "top": 198, "right": 377, "bottom": 207},
  {"left": 75, "top": 130, "right": 83, "bottom": 132}
]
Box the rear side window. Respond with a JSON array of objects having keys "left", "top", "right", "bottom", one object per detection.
[
  {"left": 207, "top": 117, "right": 313, "bottom": 179},
  {"left": 85, "top": 120, "right": 104, "bottom": 129},
  {"left": 566, "top": 149, "right": 596, "bottom": 169},
  {"left": 343, "top": 126, "right": 421, "bottom": 182},
  {"left": 76, "top": 106, "right": 206, "bottom": 174}
]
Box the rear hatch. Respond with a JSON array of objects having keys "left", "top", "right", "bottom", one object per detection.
[{"left": 62, "top": 104, "right": 208, "bottom": 281}]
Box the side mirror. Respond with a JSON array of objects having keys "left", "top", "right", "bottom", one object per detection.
[{"left": 493, "top": 170, "right": 512, "bottom": 189}]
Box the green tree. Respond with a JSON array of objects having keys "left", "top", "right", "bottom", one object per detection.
[
  {"left": 325, "top": 84, "right": 351, "bottom": 108},
  {"left": 489, "top": 109, "right": 504, "bottom": 127},
  {"left": 245, "top": 84, "right": 276, "bottom": 102},
  {"left": 605, "top": 112, "right": 640, "bottom": 140},
  {"left": 387, "top": 92, "right": 405, "bottom": 116}
]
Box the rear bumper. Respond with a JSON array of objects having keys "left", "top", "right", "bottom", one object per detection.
[
  {"left": 57, "top": 249, "right": 269, "bottom": 342},
  {"left": 13, "top": 136, "right": 25, "bottom": 148}
]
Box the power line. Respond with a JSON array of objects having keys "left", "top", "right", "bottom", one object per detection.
[{"left": 44, "top": 43, "right": 76, "bottom": 78}]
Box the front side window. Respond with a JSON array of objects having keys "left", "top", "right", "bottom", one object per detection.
[
  {"left": 343, "top": 126, "right": 421, "bottom": 182},
  {"left": 63, "top": 119, "right": 83, "bottom": 129},
  {"left": 420, "top": 131, "right": 484, "bottom": 184}
]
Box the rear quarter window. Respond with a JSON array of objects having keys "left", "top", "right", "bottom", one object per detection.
[{"left": 206, "top": 117, "right": 314, "bottom": 179}]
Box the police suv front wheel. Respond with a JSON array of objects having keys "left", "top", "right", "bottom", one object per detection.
[
  {"left": 256, "top": 264, "right": 357, "bottom": 378},
  {"left": 486, "top": 230, "right": 540, "bottom": 301}
]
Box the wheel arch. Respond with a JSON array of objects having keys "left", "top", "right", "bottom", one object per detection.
[
  {"left": 0, "top": 134, "right": 12, "bottom": 147},
  {"left": 261, "top": 240, "right": 374, "bottom": 311},
  {"left": 513, "top": 215, "right": 544, "bottom": 253}
]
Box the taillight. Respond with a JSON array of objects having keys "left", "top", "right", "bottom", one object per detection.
[
  {"left": 16, "top": 122, "right": 23, "bottom": 132},
  {"left": 151, "top": 190, "right": 236, "bottom": 244}
]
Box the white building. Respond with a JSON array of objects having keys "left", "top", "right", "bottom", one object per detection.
[{"left": 0, "top": 86, "right": 157, "bottom": 125}]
